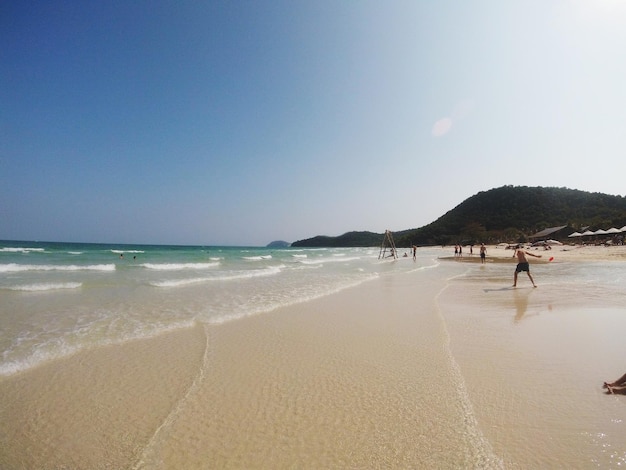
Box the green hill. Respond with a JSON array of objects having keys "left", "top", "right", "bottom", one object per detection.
[
  {"left": 291, "top": 231, "right": 382, "bottom": 247},
  {"left": 292, "top": 186, "right": 626, "bottom": 247}
]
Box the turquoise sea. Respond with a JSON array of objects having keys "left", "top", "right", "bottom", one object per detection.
[{"left": 0, "top": 240, "right": 426, "bottom": 376}]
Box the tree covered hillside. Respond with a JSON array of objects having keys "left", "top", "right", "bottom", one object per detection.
[
  {"left": 291, "top": 231, "right": 382, "bottom": 247},
  {"left": 292, "top": 186, "right": 626, "bottom": 247}
]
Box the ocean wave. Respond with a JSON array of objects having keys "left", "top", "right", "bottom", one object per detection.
[
  {"left": 111, "top": 249, "right": 145, "bottom": 254},
  {"left": 242, "top": 255, "right": 273, "bottom": 261},
  {"left": 141, "top": 262, "right": 220, "bottom": 271},
  {"left": 0, "top": 320, "right": 197, "bottom": 377},
  {"left": 150, "top": 266, "right": 282, "bottom": 287},
  {"left": 0, "top": 263, "right": 116, "bottom": 273},
  {"left": 207, "top": 273, "right": 379, "bottom": 325},
  {"left": 292, "top": 254, "right": 308, "bottom": 258},
  {"left": 0, "top": 247, "right": 45, "bottom": 253},
  {"left": 298, "top": 256, "right": 361, "bottom": 265},
  {"left": 149, "top": 277, "right": 213, "bottom": 287},
  {"left": 6, "top": 282, "right": 83, "bottom": 292}
]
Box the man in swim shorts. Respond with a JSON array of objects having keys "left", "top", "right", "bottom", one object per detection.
[{"left": 513, "top": 246, "right": 542, "bottom": 287}]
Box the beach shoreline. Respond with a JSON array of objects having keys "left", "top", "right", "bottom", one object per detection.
[
  {"left": 1, "top": 246, "right": 626, "bottom": 468},
  {"left": 438, "top": 243, "right": 626, "bottom": 263}
]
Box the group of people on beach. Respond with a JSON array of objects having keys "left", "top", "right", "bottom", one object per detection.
[
  {"left": 452, "top": 242, "right": 623, "bottom": 397},
  {"left": 507, "top": 245, "right": 625, "bottom": 396},
  {"left": 456, "top": 243, "right": 540, "bottom": 286}
]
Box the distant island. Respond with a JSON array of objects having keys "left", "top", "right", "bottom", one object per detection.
[
  {"left": 266, "top": 240, "right": 291, "bottom": 248},
  {"left": 291, "top": 186, "right": 626, "bottom": 248}
]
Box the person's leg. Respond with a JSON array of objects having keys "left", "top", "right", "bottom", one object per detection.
[
  {"left": 513, "top": 270, "right": 518, "bottom": 286},
  {"left": 606, "top": 385, "right": 626, "bottom": 395},
  {"left": 527, "top": 271, "right": 536, "bottom": 287},
  {"left": 604, "top": 373, "right": 626, "bottom": 388}
]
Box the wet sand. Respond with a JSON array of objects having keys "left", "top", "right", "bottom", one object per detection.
[
  {"left": 0, "top": 324, "right": 208, "bottom": 469},
  {"left": 2, "top": 246, "right": 626, "bottom": 468}
]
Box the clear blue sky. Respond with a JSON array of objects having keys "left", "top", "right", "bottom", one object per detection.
[{"left": 2, "top": 1, "right": 625, "bottom": 246}]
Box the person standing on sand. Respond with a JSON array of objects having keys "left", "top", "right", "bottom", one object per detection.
[
  {"left": 480, "top": 243, "right": 487, "bottom": 264},
  {"left": 513, "top": 246, "right": 541, "bottom": 287}
]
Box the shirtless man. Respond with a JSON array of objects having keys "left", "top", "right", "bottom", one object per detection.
[
  {"left": 479, "top": 243, "right": 487, "bottom": 264},
  {"left": 513, "top": 246, "right": 541, "bottom": 287}
]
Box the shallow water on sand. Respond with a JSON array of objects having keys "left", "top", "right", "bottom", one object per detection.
[
  {"left": 132, "top": 261, "right": 504, "bottom": 469},
  {"left": 439, "top": 258, "right": 626, "bottom": 468}
]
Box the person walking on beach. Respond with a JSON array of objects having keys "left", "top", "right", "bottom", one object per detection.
[
  {"left": 412, "top": 245, "right": 417, "bottom": 261},
  {"left": 513, "top": 246, "right": 541, "bottom": 287},
  {"left": 480, "top": 243, "right": 487, "bottom": 264},
  {"left": 604, "top": 373, "right": 626, "bottom": 394}
]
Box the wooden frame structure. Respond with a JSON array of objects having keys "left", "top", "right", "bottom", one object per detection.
[{"left": 378, "top": 230, "right": 398, "bottom": 260}]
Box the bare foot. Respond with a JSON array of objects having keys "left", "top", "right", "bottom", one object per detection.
[
  {"left": 606, "top": 385, "right": 615, "bottom": 395},
  {"left": 533, "top": 285, "right": 537, "bottom": 288}
]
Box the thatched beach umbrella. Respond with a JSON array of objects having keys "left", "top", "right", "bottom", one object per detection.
[
  {"left": 606, "top": 228, "right": 621, "bottom": 234},
  {"left": 568, "top": 231, "right": 582, "bottom": 237}
]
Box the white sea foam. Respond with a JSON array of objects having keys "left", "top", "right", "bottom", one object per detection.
[
  {"left": 111, "top": 249, "right": 145, "bottom": 254},
  {"left": 6, "top": 282, "right": 82, "bottom": 292},
  {"left": 150, "top": 278, "right": 213, "bottom": 287},
  {"left": 0, "top": 263, "right": 116, "bottom": 273},
  {"left": 207, "top": 273, "right": 379, "bottom": 325},
  {"left": 150, "top": 266, "right": 282, "bottom": 287},
  {"left": 0, "top": 247, "right": 45, "bottom": 253},
  {"left": 141, "top": 262, "right": 220, "bottom": 271},
  {"left": 68, "top": 251, "right": 83, "bottom": 255},
  {"left": 299, "top": 256, "right": 361, "bottom": 265},
  {"left": 0, "top": 320, "right": 197, "bottom": 377},
  {"left": 292, "top": 254, "right": 308, "bottom": 258},
  {"left": 242, "top": 255, "right": 273, "bottom": 261}
]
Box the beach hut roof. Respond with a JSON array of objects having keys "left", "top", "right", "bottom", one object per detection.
[
  {"left": 594, "top": 229, "right": 608, "bottom": 235},
  {"left": 581, "top": 230, "right": 595, "bottom": 236},
  {"left": 621, "top": 226, "right": 626, "bottom": 232},
  {"left": 529, "top": 225, "right": 568, "bottom": 239},
  {"left": 606, "top": 227, "right": 621, "bottom": 234},
  {"left": 568, "top": 231, "right": 582, "bottom": 237}
]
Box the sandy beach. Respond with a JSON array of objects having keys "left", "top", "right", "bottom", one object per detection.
[
  {"left": 443, "top": 242, "right": 626, "bottom": 263},
  {"left": 1, "top": 244, "right": 626, "bottom": 468}
]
